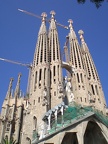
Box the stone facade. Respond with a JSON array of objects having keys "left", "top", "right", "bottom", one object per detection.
[{"left": 0, "top": 11, "right": 108, "bottom": 144}]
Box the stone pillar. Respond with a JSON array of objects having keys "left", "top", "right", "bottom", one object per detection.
[
  {"left": 0, "top": 122, "right": 5, "bottom": 143},
  {"left": 77, "top": 132, "right": 84, "bottom": 144},
  {"left": 54, "top": 109, "right": 58, "bottom": 126},
  {"left": 14, "top": 106, "right": 22, "bottom": 143},
  {"left": 47, "top": 114, "right": 51, "bottom": 130},
  {"left": 8, "top": 123, "right": 12, "bottom": 141},
  {"left": 76, "top": 121, "right": 88, "bottom": 144},
  {"left": 60, "top": 106, "right": 64, "bottom": 124}
]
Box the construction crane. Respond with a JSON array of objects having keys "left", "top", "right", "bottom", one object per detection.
[
  {"left": 18, "top": 9, "right": 68, "bottom": 29},
  {"left": 64, "top": 36, "right": 69, "bottom": 64},
  {"left": 0, "top": 57, "right": 32, "bottom": 68},
  {"left": 63, "top": 36, "right": 71, "bottom": 78},
  {"left": 0, "top": 57, "right": 32, "bottom": 94}
]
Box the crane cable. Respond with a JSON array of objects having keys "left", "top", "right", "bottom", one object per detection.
[
  {"left": 0, "top": 57, "right": 32, "bottom": 68},
  {"left": 18, "top": 9, "right": 68, "bottom": 29}
]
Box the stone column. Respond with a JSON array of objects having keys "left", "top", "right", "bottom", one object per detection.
[
  {"left": 15, "top": 106, "right": 22, "bottom": 143},
  {"left": 54, "top": 109, "right": 58, "bottom": 127},
  {"left": 77, "top": 132, "right": 84, "bottom": 144},
  {"left": 47, "top": 114, "right": 51, "bottom": 130},
  {"left": 0, "top": 122, "right": 5, "bottom": 143},
  {"left": 60, "top": 106, "right": 64, "bottom": 125}
]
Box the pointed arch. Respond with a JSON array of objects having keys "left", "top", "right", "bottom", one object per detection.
[
  {"left": 61, "top": 132, "right": 78, "bottom": 144},
  {"left": 84, "top": 121, "right": 107, "bottom": 144}
]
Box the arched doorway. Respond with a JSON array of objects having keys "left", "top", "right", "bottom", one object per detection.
[
  {"left": 84, "top": 121, "right": 107, "bottom": 144},
  {"left": 61, "top": 132, "right": 78, "bottom": 144}
]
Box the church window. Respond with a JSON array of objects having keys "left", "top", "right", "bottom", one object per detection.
[
  {"left": 53, "top": 66, "right": 55, "bottom": 77},
  {"left": 44, "top": 38, "right": 46, "bottom": 62},
  {"left": 44, "top": 68, "right": 46, "bottom": 85},
  {"left": 26, "top": 100, "right": 27, "bottom": 106},
  {"left": 49, "top": 36, "right": 52, "bottom": 62},
  {"left": 82, "top": 85, "right": 85, "bottom": 90},
  {"left": 34, "top": 71, "right": 37, "bottom": 91},
  {"left": 8, "top": 108, "right": 12, "bottom": 115},
  {"left": 40, "top": 37, "right": 43, "bottom": 63},
  {"left": 80, "top": 73, "right": 83, "bottom": 83},
  {"left": 35, "top": 71, "right": 37, "bottom": 84},
  {"left": 36, "top": 41, "right": 40, "bottom": 65},
  {"left": 33, "top": 116, "right": 37, "bottom": 130},
  {"left": 6, "top": 122, "right": 11, "bottom": 131},
  {"left": 8, "top": 108, "right": 12, "bottom": 119},
  {"left": 73, "top": 42, "right": 77, "bottom": 68},
  {"left": 95, "top": 85, "right": 99, "bottom": 95},
  {"left": 85, "top": 54, "right": 91, "bottom": 78},
  {"left": 50, "top": 70, "right": 52, "bottom": 85},
  {"left": 75, "top": 43, "right": 81, "bottom": 68},
  {"left": 80, "top": 97, "right": 82, "bottom": 102},
  {"left": 58, "top": 65, "right": 59, "bottom": 81},
  {"left": 39, "top": 69, "right": 42, "bottom": 87},
  {"left": 56, "top": 37, "right": 59, "bottom": 60},
  {"left": 77, "top": 73, "right": 80, "bottom": 83},
  {"left": 38, "top": 97, "right": 40, "bottom": 103},
  {"left": 33, "top": 100, "right": 35, "bottom": 105},
  {"left": 53, "top": 66, "right": 56, "bottom": 83},
  {"left": 54, "top": 91, "right": 56, "bottom": 96},
  {"left": 53, "top": 33, "right": 55, "bottom": 61},
  {"left": 5, "top": 135, "right": 8, "bottom": 140},
  {"left": 91, "top": 85, "right": 95, "bottom": 95}
]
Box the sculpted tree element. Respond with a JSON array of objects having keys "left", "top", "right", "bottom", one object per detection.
[{"left": 0, "top": 137, "right": 17, "bottom": 144}]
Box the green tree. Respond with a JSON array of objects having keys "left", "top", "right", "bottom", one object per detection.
[{"left": 77, "top": 0, "right": 107, "bottom": 8}]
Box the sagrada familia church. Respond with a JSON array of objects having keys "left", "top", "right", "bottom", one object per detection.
[{"left": 0, "top": 11, "right": 108, "bottom": 144}]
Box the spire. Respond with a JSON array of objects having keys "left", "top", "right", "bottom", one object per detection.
[
  {"left": 48, "top": 10, "right": 63, "bottom": 107},
  {"left": 30, "top": 11, "right": 50, "bottom": 107},
  {"left": 14, "top": 73, "right": 21, "bottom": 98},
  {"left": 38, "top": 12, "right": 47, "bottom": 34},
  {"left": 78, "top": 30, "right": 99, "bottom": 81},
  {"left": 78, "top": 30, "right": 88, "bottom": 51},
  {"left": 41, "top": 12, "right": 47, "bottom": 22},
  {"left": 49, "top": 10, "right": 61, "bottom": 61},
  {"left": 50, "top": 10, "right": 56, "bottom": 18},
  {"left": 5, "top": 78, "right": 14, "bottom": 99},
  {"left": 49, "top": 10, "right": 56, "bottom": 30},
  {"left": 33, "top": 12, "right": 48, "bottom": 67},
  {"left": 78, "top": 30, "right": 106, "bottom": 109},
  {"left": 68, "top": 20, "right": 84, "bottom": 69},
  {"left": 68, "top": 19, "right": 90, "bottom": 106},
  {"left": 68, "top": 19, "right": 76, "bottom": 39}
]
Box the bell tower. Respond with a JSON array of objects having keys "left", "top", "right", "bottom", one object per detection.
[
  {"left": 21, "top": 12, "right": 50, "bottom": 143},
  {"left": 78, "top": 30, "right": 106, "bottom": 111},
  {"left": 68, "top": 20, "right": 89, "bottom": 106},
  {"left": 48, "top": 11, "right": 63, "bottom": 108},
  {"left": 30, "top": 12, "right": 50, "bottom": 110},
  {"left": 0, "top": 74, "right": 23, "bottom": 144}
]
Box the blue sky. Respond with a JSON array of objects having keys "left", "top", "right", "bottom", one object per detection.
[{"left": 0, "top": 0, "right": 108, "bottom": 109}]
